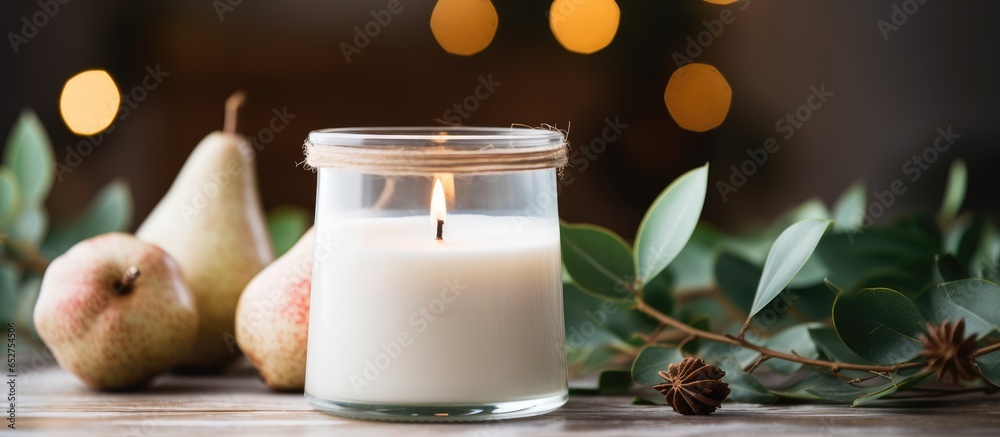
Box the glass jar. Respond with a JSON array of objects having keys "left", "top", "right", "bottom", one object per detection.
[{"left": 303, "top": 127, "right": 568, "bottom": 421}]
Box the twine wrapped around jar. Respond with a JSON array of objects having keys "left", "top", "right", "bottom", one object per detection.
[{"left": 303, "top": 127, "right": 568, "bottom": 175}]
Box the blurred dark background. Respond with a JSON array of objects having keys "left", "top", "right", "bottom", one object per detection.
[{"left": 1, "top": 0, "right": 998, "bottom": 239}]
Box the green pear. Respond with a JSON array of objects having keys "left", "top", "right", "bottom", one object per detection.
[
  {"left": 33, "top": 233, "right": 198, "bottom": 390},
  {"left": 136, "top": 91, "right": 274, "bottom": 372},
  {"left": 236, "top": 228, "right": 312, "bottom": 390}
]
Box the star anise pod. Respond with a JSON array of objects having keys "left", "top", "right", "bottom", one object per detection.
[
  {"left": 652, "top": 357, "right": 731, "bottom": 415},
  {"left": 918, "top": 319, "right": 979, "bottom": 384}
]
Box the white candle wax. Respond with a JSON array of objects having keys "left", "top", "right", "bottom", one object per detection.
[{"left": 305, "top": 214, "right": 567, "bottom": 405}]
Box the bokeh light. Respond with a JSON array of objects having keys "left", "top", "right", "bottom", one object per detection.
[
  {"left": 703, "top": 0, "right": 741, "bottom": 5},
  {"left": 60, "top": 70, "right": 120, "bottom": 136},
  {"left": 550, "top": 0, "right": 620, "bottom": 54},
  {"left": 430, "top": 0, "right": 498, "bottom": 56},
  {"left": 664, "top": 63, "right": 732, "bottom": 132}
]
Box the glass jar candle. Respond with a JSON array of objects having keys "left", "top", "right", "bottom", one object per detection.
[{"left": 302, "top": 127, "right": 568, "bottom": 421}]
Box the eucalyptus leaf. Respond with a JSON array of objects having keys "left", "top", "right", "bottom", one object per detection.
[
  {"left": 10, "top": 203, "right": 47, "bottom": 246},
  {"left": 808, "top": 327, "right": 870, "bottom": 367},
  {"left": 975, "top": 349, "right": 1000, "bottom": 387},
  {"left": 561, "top": 223, "right": 636, "bottom": 301},
  {"left": 937, "top": 159, "right": 967, "bottom": 225},
  {"left": 764, "top": 323, "right": 822, "bottom": 374},
  {"left": 832, "top": 181, "right": 866, "bottom": 232},
  {"left": 683, "top": 314, "right": 711, "bottom": 355},
  {"left": 712, "top": 358, "right": 777, "bottom": 403},
  {"left": 41, "top": 180, "right": 133, "bottom": 259},
  {"left": 564, "top": 282, "right": 622, "bottom": 352},
  {"left": 578, "top": 345, "right": 625, "bottom": 375},
  {"left": 598, "top": 370, "right": 633, "bottom": 394},
  {"left": 631, "top": 346, "right": 683, "bottom": 385},
  {"left": 642, "top": 268, "right": 674, "bottom": 317},
  {"left": 833, "top": 287, "right": 926, "bottom": 365},
  {"left": 15, "top": 275, "right": 42, "bottom": 335},
  {"left": 770, "top": 372, "right": 832, "bottom": 400},
  {"left": 956, "top": 219, "right": 998, "bottom": 278},
  {"left": 799, "top": 370, "right": 925, "bottom": 405},
  {"left": 667, "top": 224, "right": 720, "bottom": 290},
  {"left": 4, "top": 110, "right": 54, "bottom": 204},
  {"left": 634, "top": 164, "right": 708, "bottom": 284},
  {"left": 0, "top": 264, "right": 20, "bottom": 323},
  {"left": 715, "top": 252, "right": 759, "bottom": 315},
  {"left": 631, "top": 396, "right": 667, "bottom": 405},
  {"left": 851, "top": 371, "right": 928, "bottom": 406},
  {"left": 789, "top": 282, "right": 836, "bottom": 321},
  {"left": 266, "top": 206, "right": 310, "bottom": 257},
  {"left": 563, "top": 281, "right": 654, "bottom": 365},
  {"left": 817, "top": 215, "right": 940, "bottom": 294},
  {"left": 928, "top": 279, "right": 1000, "bottom": 338},
  {"left": 936, "top": 254, "right": 970, "bottom": 282},
  {"left": 0, "top": 167, "right": 20, "bottom": 225},
  {"left": 746, "top": 218, "right": 831, "bottom": 321}
]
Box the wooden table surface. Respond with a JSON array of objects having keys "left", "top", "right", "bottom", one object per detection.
[{"left": 15, "top": 363, "right": 1000, "bottom": 436}]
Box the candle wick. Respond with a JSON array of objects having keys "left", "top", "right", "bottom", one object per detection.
[{"left": 436, "top": 219, "right": 444, "bottom": 241}]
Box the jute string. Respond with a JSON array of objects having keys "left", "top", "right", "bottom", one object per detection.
[{"left": 303, "top": 140, "right": 568, "bottom": 174}]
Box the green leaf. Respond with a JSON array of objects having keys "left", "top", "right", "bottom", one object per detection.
[
  {"left": 4, "top": 110, "right": 54, "bottom": 204},
  {"left": 15, "top": 274, "right": 42, "bottom": 335},
  {"left": 764, "top": 323, "right": 822, "bottom": 374},
  {"left": 929, "top": 279, "right": 1000, "bottom": 338},
  {"left": 634, "top": 164, "right": 708, "bottom": 284},
  {"left": 41, "top": 180, "right": 133, "bottom": 259},
  {"left": 809, "top": 327, "right": 870, "bottom": 366},
  {"left": 832, "top": 181, "right": 866, "bottom": 232},
  {"left": 817, "top": 215, "right": 941, "bottom": 294},
  {"left": 0, "top": 264, "right": 20, "bottom": 323},
  {"left": 747, "top": 219, "right": 831, "bottom": 320},
  {"left": 937, "top": 159, "right": 967, "bottom": 225},
  {"left": 682, "top": 314, "right": 711, "bottom": 355},
  {"left": 833, "top": 287, "right": 926, "bottom": 365},
  {"left": 642, "top": 268, "right": 674, "bottom": 317},
  {"left": 667, "top": 224, "right": 720, "bottom": 289},
  {"left": 975, "top": 349, "right": 1000, "bottom": 387},
  {"left": 631, "top": 346, "right": 683, "bottom": 385},
  {"left": 770, "top": 373, "right": 831, "bottom": 400},
  {"left": 936, "top": 254, "right": 970, "bottom": 282},
  {"left": 0, "top": 167, "right": 20, "bottom": 225},
  {"left": 790, "top": 282, "right": 837, "bottom": 321},
  {"left": 851, "top": 371, "right": 928, "bottom": 406},
  {"left": 561, "top": 223, "right": 636, "bottom": 301},
  {"left": 10, "top": 203, "right": 47, "bottom": 246},
  {"left": 713, "top": 359, "right": 777, "bottom": 403},
  {"left": 799, "top": 370, "right": 926, "bottom": 405},
  {"left": 955, "top": 219, "right": 998, "bottom": 278},
  {"left": 715, "top": 252, "right": 759, "bottom": 315},
  {"left": 266, "top": 206, "right": 310, "bottom": 257},
  {"left": 631, "top": 396, "right": 667, "bottom": 405},
  {"left": 564, "top": 283, "right": 617, "bottom": 371},
  {"left": 598, "top": 370, "right": 633, "bottom": 394}
]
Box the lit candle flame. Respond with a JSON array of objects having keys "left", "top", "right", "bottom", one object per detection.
[{"left": 431, "top": 178, "right": 447, "bottom": 222}]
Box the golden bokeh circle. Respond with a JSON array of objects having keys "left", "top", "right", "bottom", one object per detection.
[
  {"left": 430, "top": 0, "right": 499, "bottom": 56},
  {"left": 549, "top": 0, "right": 620, "bottom": 54},
  {"left": 664, "top": 63, "right": 732, "bottom": 132},
  {"left": 60, "top": 70, "right": 121, "bottom": 136}
]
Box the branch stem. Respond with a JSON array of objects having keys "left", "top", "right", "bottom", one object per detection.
[{"left": 633, "top": 297, "right": 926, "bottom": 374}]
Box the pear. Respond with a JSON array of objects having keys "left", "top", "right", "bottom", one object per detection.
[
  {"left": 236, "top": 228, "right": 313, "bottom": 390},
  {"left": 136, "top": 91, "right": 274, "bottom": 372},
  {"left": 33, "top": 233, "right": 198, "bottom": 390}
]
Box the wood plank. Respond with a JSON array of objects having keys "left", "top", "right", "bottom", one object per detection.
[{"left": 14, "top": 365, "right": 1000, "bottom": 436}]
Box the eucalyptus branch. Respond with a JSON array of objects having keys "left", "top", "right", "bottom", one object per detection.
[
  {"left": 0, "top": 238, "right": 50, "bottom": 274},
  {"left": 974, "top": 341, "right": 1000, "bottom": 358},
  {"left": 632, "top": 297, "right": 927, "bottom": 374}
]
